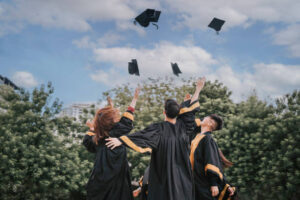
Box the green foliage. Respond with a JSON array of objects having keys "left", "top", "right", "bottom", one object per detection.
[
  {"left": 0, "top": 84, "right": 92, "bottom": 200},
  {"left": 1, "top": 78, "right": 299, "bottom": 200},
  {"left": 215, "top": 92, "right": 300, "bottom": 200}
]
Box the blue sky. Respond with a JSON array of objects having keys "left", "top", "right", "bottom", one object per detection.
[{"left": 1, "top": 0, "right": 300, "bottom": 106}]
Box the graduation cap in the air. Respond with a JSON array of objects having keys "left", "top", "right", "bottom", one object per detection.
[
  {"left": 128, "top": 59, "right": 140, "bottom": 76},
  {"left": 134, "top": 9, "right": 161, "bottom": 29},
  {"left": 208, "top": 17, "right": 225, "bottom": 34},
  {"left": 171, "top": 63, "right": 182, "bottom": 76}
]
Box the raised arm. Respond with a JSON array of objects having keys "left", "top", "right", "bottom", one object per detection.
[
  {"left": 106, "top": 123, "right": 160, "bottom": 152},
  {"left": 109, "top": 86, "right": 141, "bottom": 137},
  {"left": 191, "top": 77, "right": 206, "bottom": 103}
]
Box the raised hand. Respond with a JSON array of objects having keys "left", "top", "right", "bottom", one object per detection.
[
  {"left": 107, "top": 96, "right": 114, "bottom": 107},
  {"left": 134, "top": 86, "right": 141, "bottom": 100},
  {"left": 86, "top": 119, "right": 94, "bottom": 131},
  {"left": 130, "top": 86, "right": 141, "bottom": 108},
  {"left": 184, "top": 93, "right": 191, "bottom": 101},
  {"left": 191, "top": 77, "right": 206, "bottom": 103},
  {"left": 196, "top": 77, "right": 206, "bottom": 91}
]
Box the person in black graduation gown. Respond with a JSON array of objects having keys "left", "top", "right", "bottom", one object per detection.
[
  {"left": 82, "top": 87, "right": 140, "bottom": 200},
  {"left": 190, "top": 114, "right": 237, "bottom": 200},
  {"left": 106, "top": 78, "right": 206, "bottom": 200},
  {"left": 133, "top": 166, "right": 150, "bottom": 200}
]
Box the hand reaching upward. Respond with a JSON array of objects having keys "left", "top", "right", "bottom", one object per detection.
[
  {"left": 130, "top": 86, "right": 141, "bottom": 108},
  {"left": 196, "top": 77, "right": 206, "bottom": 91},
  {"left": 184, "top": 93, "right": 191, "bottom": 101},
  {"left": 191, "top": 77, "right": 206, "bottom": 103},
  {"left": 134, "top": 86, "right": 141, "bottom": 100},
  {"left": 107, "top": 96, "right": 114, "bottom": 107}
]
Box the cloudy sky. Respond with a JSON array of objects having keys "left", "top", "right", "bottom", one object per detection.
[{"left": 1, "top": 0, "right": 300, "bottom": 105}]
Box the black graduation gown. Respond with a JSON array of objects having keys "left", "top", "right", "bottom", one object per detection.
[
  {"left": 83, "top": 110, "right": 135, "bottom": 200},
  {"left": 190, "top": 131, "right": 235, "bottom": 200},
  {"left": 138, "top": 166, "right": 150, "bottom": 200},
  {"left": 119, "top": 100, "right": 200, "bottom": 200}
]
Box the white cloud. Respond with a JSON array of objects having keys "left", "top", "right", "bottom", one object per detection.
[
  {"left": 163, "top": 0, "right": 300, "bottom": 57},
  {"left": 252, "top": 63, "right": 300, "bottom": 95},
  {"left": 89, "top": 42, "right": 300, "bottom": 101},
  {"left": 97, "top": 32, "right": 124, "bottom": 47},
  {"left": 72, "top": 36, "right": 96, "bottom": 49},
  {"left": 73, "top": 32, "right": 125, "bottom": 49},
  {"left": 272, "top": 24, "right": 300, "bottom": 57},
  {"left": 90, "top": 69, "right": 111, "bottom": 85},
  {"left": 12, "top": 71, "right": 38, "bottom": 88},
  {"left": 93, "top": 41, "right": 217, "bottom": 77},
  {"left": 207, "top": 63, "right": 300, "bottom": 101},
  {"left": 165, "top": 0, "right": 300, "bottom": 30},
  {"left": 0, "top": 0, "right": 160, "bottom": 35}
]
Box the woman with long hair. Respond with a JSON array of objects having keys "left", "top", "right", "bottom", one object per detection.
[{"left": 83, "top": 87, "right": 140, "bottom": 200}]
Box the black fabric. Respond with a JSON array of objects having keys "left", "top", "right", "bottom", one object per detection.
[
  {"left": 192, "top": 132, "right": 230, "bottom": 200},
  {"left": 121, "top": 100, "right": 199, "bottom": 200},
  {"left": 128, "top": 59, "right": 140, "bottom": 76},
  {"left": 83, "top": 111, "right": 134, "bottom": 200},
  {"left": 171, "top": 63, "right": 182, "bottom": 76},
  {"left": 208, "top": 18, "right": 225, "bottom": 32},
  {"left": 134, "top": 9, "right": 161, "bottom": 28},
  {"left": 140, "top": 166, "right": 150, "bottom": 200}
]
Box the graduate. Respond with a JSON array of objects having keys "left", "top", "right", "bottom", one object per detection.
[
  {"left": 82, "top": 87, "right": 140, "bottom": 200},
  {"left": 133, "top": 166, "right": 150, "bottom": 200},
  {"left": 106, "top": 78, "right": 206, "bottom": 200},
  {"left": 190, "top": 114, "right": 237, "bottom": 200}
]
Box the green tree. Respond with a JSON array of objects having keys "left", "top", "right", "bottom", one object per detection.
[
  {"left": 0, "top": 84, "right": 92, "bottom": 200},
  {"left": 216, "top": 91, "right": 300, "bottom": 200}
]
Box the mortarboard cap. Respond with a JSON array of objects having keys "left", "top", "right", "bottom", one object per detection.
[
  {"left": 134, "top": 9, "right": 161, "bottom": 29},
  {"left": 128, "top": 59, "right": 140, "bottom": 76},
  {"left": 208, "top": 17, "right": 225, "bottom": 34},
  {"left": 171, "top": 63, "right": 182, "bottom": 76}
]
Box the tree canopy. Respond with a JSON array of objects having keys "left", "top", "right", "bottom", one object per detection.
[{"left": 0, "top": 78, "right": 299, "bottom": 200}]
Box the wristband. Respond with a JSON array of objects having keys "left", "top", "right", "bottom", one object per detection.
[{"left": 127, "top": 106, "right": 135, "bottom": 113}]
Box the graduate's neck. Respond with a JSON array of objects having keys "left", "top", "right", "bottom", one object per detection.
[
  {"left": 200, "top": 126, "right": 212, "bottom": 134},
  {"left": 165, "top": 117, "right": 177, "bottom": 124}
]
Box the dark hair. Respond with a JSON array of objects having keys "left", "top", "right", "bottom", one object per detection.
[
  {"left": 164, "top": 99, "right": 180, "bottom": 119},
  {"left": 209, "top": 114, "right": 223, "bottom": 131}
]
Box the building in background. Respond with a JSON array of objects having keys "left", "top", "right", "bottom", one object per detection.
[
  {"left": 58, "top": 103, "right": 94, "bottom": 121},
  {"left": 0, "top": 75, "right": 20, "bottom": 90}
]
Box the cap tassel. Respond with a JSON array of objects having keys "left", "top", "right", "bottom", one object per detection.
[{"left": 152, "top": 23, "right": 159, "bottom": 29}]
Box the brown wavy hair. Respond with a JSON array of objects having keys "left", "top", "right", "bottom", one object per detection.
[{"left": 93, "top": 106, "right": 120, "bottom": 144}]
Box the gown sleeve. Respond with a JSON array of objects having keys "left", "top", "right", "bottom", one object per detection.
[
  {"left": 83, "top": 132, "right": 97, "bottom": 153},
  {"left": 189, "top": 118, "right": 202, "bottom": 142},
  {"left": 119, "top": 123, "right": 161, "bottom": 153},
  {"left": 177, "top": 100, "right": 200, "bottom": 136},
  {"left": 109, "top": 108, "right": 135, "bottom": 137},
  {"left": 203, "top": 136, "right": 224, "bottom": 185}
]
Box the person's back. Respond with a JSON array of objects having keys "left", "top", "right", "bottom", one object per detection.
[
  {"left": 147, "top": 119, "right": 194, "bottom": 200},
  {"left": 106, "top": 99, "right": 201, "bottom": 200},
  {"left": 83, "top": 88, "right": 140, "bottom": 200},
  {"left": 83, "top": 108, "right": 135, "bottom": 200}
]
